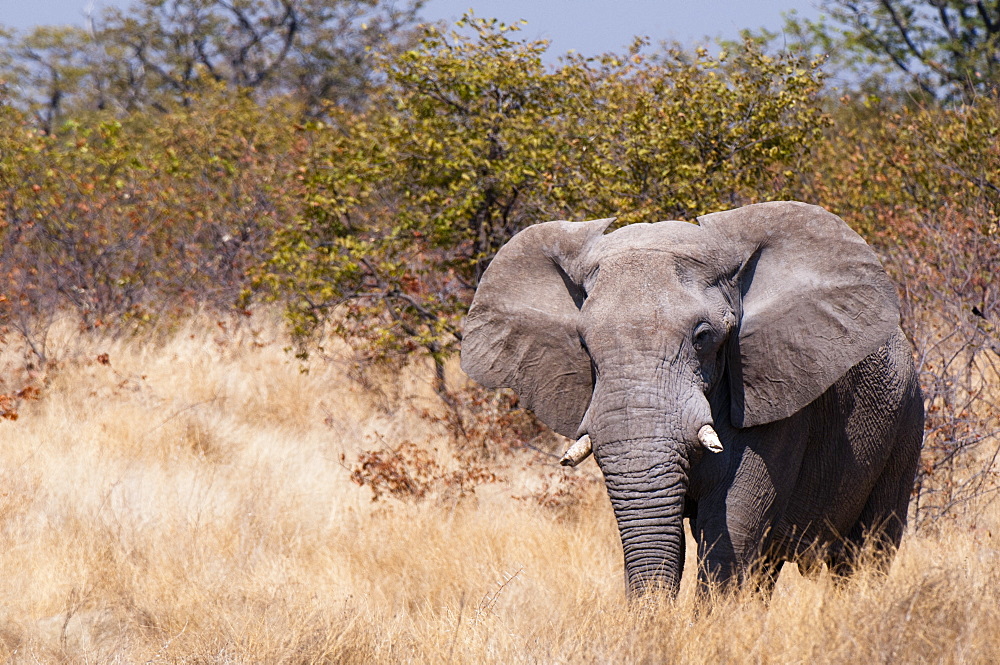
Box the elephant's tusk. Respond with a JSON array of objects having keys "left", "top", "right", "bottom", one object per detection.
[
  {"left": 698, "top": 424, "right": 724, "bottom": 453},
  {"left": 560, "top": 434, "right": 592, "bottom": 467}
]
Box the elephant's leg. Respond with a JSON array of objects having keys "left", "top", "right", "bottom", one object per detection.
[
  {"left": 693, "top": 477, "right": 770, "bottom": 594},
  {"left": 693, "top": 511, "right": 784, "bottom": 598},
  {"left": 692, "top": 468, "right": 791, "bottom": 591},
  {"left": 693, "top": 418, "right": 808, "bottom": 592},
  {"left": 829, "top": 418, "right": 922, "bottom": 579},
  {"left": 693, "top": 500, "right": 739, "bottom": 591}
]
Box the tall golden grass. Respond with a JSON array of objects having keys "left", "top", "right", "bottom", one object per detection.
[{"left": 1, "top": 315, "right": 998, "bottom": 663}]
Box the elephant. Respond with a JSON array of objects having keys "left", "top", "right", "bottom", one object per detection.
[{"left": 460, "top": 201, "right": 924, "bottom": 597}]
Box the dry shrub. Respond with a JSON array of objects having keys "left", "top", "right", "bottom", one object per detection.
[
  {"left": 784, "top": 95, "right": 1000, "bottom": 529},
  {"left": 0, "top": 95, "right": 307, "bottom": 370},
  {"left": 428, "top": 384, "right": 562, "bottom": 457},
  {"left": 0, "top": 384, "right": 40, "bottom": 421},
  {"left": 349, "top": 439, "right": 444, "bottom": 502},
  {"left": 0, "top": 294, "right": 43, "bottom": 421},
  {"left": 514, "top": 466, "right": 605, "bottom": 519},
  {"left": 348, "top": 383, "right": 562, "bottom": 504},
  {"left": 798, "top": 98, "right": 1000, "bottom": 528},
  {"left": 874, "top": 204, "right": 1000, "bottom": 526}
]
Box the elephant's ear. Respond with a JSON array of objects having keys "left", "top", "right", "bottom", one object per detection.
[
  {"left": 697, "top": 202, "right": 899, "bottom": 428},
  {"left": 460, "top": 218, "right": 614, "bottom": 437}
]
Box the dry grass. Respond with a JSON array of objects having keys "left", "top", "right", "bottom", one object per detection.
[{"left": 1, "top": 315, "right": 999, "bottom": 663}]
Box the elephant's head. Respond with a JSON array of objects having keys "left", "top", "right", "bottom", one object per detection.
[{"left": 460, "top": 201, "right": 899, "bottom": 596}]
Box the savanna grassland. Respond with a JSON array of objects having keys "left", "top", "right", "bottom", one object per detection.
[
  {"left": 1, "top": 315, "right": 998, "bottom": 664},
  {"left": 3, "top": 1, "right": 1000, "bottom": 662}
]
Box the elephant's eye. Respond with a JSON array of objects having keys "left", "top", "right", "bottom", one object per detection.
[{"left": 692, "top": 322, "right": 716, "bottom": 350}]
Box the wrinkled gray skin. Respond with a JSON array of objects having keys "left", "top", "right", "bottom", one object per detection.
[{"left": 461, "top": 202, "right": 924, "bottom": 597}]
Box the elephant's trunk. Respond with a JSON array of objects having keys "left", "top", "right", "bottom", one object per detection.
[
  {"left": 594, "top": 437, "right": 690, "bottom": 597},
  {"left": 587, "top": 356, "right": 714, "bottom": 596}
]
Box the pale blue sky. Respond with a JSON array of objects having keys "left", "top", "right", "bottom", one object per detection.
[{"left": 2, "top": 0, "right": 825, "bottom": 55}]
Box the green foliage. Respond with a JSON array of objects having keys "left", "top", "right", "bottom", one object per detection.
[
  {"left": 261, "top": 16, "right": 829, "bottom": 374},
  {"left": 260, "top": 17, "right": 569, "bottom": 370},
  {"left": 550, "top": 44, "right": 830, "bottom": 223}
]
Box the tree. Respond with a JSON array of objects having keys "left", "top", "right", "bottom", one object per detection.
[
  {"left": 767, "top": 2, "right": 1000, "bottom": 101},
  {"left": 0, "top": 26, "right": 98, "bottom": 132},
  {"left": 261, "top": 16, "right": 563, "bottom": 387},
  {"left": 260, "top": 16, "right": 829, "bottom": 388},
  {"left": 0, "top": 0, "right": 423, "bottom": 120},
  {"left": 549, "top": 43, "right": 830, "bottom": 224},
  {"left": 96, "top": 0, "right": 424, "bottom": 112}
]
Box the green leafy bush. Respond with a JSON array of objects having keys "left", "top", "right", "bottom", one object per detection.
[{"left": 260, "top": 16, "right": 829, "bottom": 383}]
